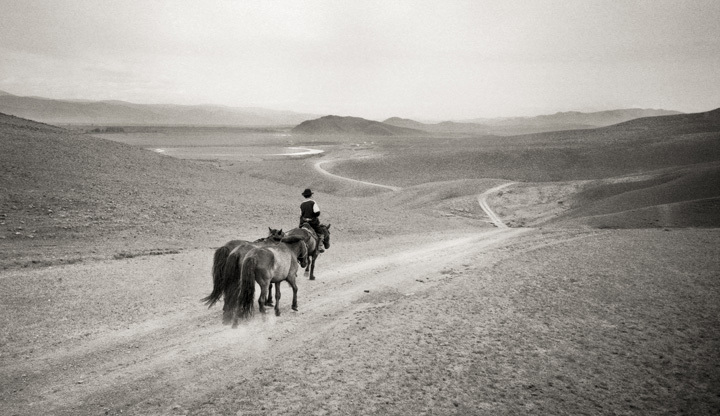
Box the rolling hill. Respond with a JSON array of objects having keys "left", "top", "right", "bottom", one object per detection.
[
  {"left": 0, "top": 112, "right": 444, "bottom": 270},
  {"left": 337, "top": 108, "right": 720, "bottom": 228},
  {"left": 554, "top": 163, "right": 720, "bottom": 228},
  {"left": 2, "top": 106, "right": 717, "bottom": 269},
  {"left": 383, "top": 108, "right": 683, "bottom": 136},
  {"left": 292, "top": 115, "right": 425, "bottom": 136},
  {"left": 0, "top": 91, "right": 317, "bottom": 126},
  {"left": 465, "top": 108, "right": 684, "bottom": 128},
  {"left": 0, "top": 112, "right": 306, "bottom": 268}
]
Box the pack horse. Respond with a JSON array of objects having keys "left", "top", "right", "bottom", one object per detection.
[
  {"left": 203, "top": 219, "right": 330, "bottom": 325},
  {"left": 224, "top": 236, "right": 308, "bottom": 326},
  {"left": 201, "top": 228, "right": 285, "bottom": 310}
]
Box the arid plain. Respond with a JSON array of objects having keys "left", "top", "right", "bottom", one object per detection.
[{"left": 1, "top": 110, "right": 719, "bottom": 415}]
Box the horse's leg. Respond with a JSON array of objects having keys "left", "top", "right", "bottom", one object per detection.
[
  {"left": 309, "top": 253, "right": 317, "bottom": 280},
  {"left": 258, "top": 279, "right": 268, "bottom": 314},
  {"left": 304, "top": 238, "right": 313, "bottom": 275},
  {"left": 289, "top": 277, "right": 299, "bottom": 311},
  {"left": 266, "top": 284, "right": 274, "bottom": 307},
  {"left": 274, "top": 282, "right": 282, "bottom": 316}
]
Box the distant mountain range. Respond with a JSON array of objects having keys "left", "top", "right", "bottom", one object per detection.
[
  {"left": 292, "top": 108, "right": 684, "bottom": 137},
  {"left": 384, "top": 108, "right": 683, "bottom": 136},
  {"left": 292, "top": 115, "right": 425, "bottom": 136},
  {"left": 0, "top": 89, "right": 685, "bottom": 134},
  {"left": 0, "top": 90, "right": 318, "bottom": 126}
]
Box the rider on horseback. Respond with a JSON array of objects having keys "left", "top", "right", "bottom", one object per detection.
[{"left": 299, "top": 188, "right": 326, "bottom": 253}]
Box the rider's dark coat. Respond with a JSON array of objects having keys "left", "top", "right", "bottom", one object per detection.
[{"left": 299, "top": 198, "right": 322, "bottom": 231}]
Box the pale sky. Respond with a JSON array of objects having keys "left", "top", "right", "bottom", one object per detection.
[{"left": 1, "top": 0, "right": 719, "bottom": 120}]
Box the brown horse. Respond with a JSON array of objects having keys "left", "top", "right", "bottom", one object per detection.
[
  {"left": 202, "top": 228, "right": 284, "bottom": 308},
  {"left": 217, "top": 234, "right": 291, "bottom": 323},
  {"left": 225, "top": 236, "right": 308, "bottom": 325},
  {"left": 285, "top": 223, "right": 331, "bottom": 280}
]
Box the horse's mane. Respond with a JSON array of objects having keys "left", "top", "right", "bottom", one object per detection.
[
  {"left": 281, "top": 235, "right": 304, "bottom": 244},
  {"left": 254, "top": 228, "right": 284, "bottom": 243}
]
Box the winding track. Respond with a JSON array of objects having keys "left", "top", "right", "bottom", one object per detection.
[
  {"left": 314, "top": 158, "right": 513, "bottom": 227},
  {"left": 314, "top": 160, "right": 402, "bottom": 192},
  {"left": 477, "top": 182, "right": 516, "bottom": 228}
]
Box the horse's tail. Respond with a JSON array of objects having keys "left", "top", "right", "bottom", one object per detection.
[
  {"left": 236, "top": 256, "right": 257, "bottom": 323},
  {"left": 201, "top": 245, "right": 233, "bottom": 307},
  {"left": 221, "top": 249, "right": 243, "bottom": 324}
]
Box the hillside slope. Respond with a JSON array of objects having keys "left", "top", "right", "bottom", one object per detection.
[
  {"left": 610, "top": 107, "right": 720, "bottom": 133},
  {"left": 553, "top": 163, "right": 720, "bottom": 228},
  {"left": 292, "top": 115, "right": 425, "bottom": 136},
  {"left": 0, "top": 112, "right": 303, "bottom": 268},
  {"left": 335, "top": 109, "right": 720, "bottom": 228},
  {"left": 0, "top": 113, "right": 470, "bottom": 269}
]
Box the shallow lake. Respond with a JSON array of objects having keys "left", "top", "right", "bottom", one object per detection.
[
  {"left": 91, "top": 127, "right": 324, "bottom": 161},
  {"left": 153, "top": 146, "right": 323, "bottom": 160}
]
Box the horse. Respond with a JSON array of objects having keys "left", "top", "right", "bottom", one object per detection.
[
  {"left": 217, "top": 234, "right": 291, "bottom": 323},
  {"left": 201, "top": 228, "right": 284, "bottom": 308},
  {"left": 225, "top": 236, "right": 308, "bottom": 326},
  {"left": 285, "top": 223, "right": 331, "bottom": 280}
]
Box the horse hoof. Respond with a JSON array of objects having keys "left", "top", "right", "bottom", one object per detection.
[
  {"left": 265, "top": 302, "right": 274, "bottom": 307},
  {"left": 275, "top": 310, "right": 281, "bottom": 317},
  {"left": 292, "top": 306, "right": 298, "bottom": 311}
]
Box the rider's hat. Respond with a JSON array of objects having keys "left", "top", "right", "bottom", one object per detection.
[{"left": 302, "top": 188, "right": 313, "bottom": 198}]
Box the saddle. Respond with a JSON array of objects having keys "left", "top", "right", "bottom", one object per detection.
[
  {"left": 300, "top": 221, "right": 325, "bottom": 253},
  {"left": 300, "top": 221, "right": 318, "bottom": 237}
]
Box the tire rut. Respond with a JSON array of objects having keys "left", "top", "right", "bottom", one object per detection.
[{"left": 4, "top": 228, "right": 532, "bottom": 415}]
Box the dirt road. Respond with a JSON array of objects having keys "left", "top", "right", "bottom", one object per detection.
[
  {"left": 477, "top": 182, "right": 516, "bottom": 228},
  {"left": 3, "top": 159, "right": 719, "bottom": 415},
  {"left": 1, "top": 227, "right": 531, "bottom": 415},
  {"left": 6, "top": 225, "right": 717, "bottom": 415},
  {"left": 315, "top": 159, "right": 513, "bottom": 228},
  {"left": 314, "top": 160, "right": 402, "bottom": 192}
]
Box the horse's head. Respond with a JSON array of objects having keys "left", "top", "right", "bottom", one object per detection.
[
  {"left": 321, "top": 224, "right": 331, "bottom": 249},
  {"left": 297, "top": 240, "right": 309, "bottom": 269},
  {"left": 268, "top": 227, "right": 285, "bottom": 241},
  {"left": 281, "top": 235, "right": 308, "bottom": 268}
]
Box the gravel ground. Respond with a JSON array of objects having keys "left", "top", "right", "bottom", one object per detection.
[
  {"left": 2, "top": 116, "right": 719, "bottom": 415},
  {"left": 1, "top": 227, "right": 719, "bottom": 415}
]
